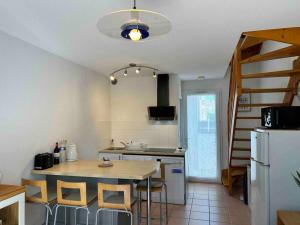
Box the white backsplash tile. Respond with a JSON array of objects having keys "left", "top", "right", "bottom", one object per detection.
[{"left": 111, "top": 121, "right": 178, "bottom": 148}]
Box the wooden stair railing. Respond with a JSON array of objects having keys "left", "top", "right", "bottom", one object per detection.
[{"left": 223, "top": 27, "right": 300, "bottom": 195}]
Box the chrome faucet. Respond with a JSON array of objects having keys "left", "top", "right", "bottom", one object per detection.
[{"left": 120, "top": 141, "right": 128, "bottom": 148}]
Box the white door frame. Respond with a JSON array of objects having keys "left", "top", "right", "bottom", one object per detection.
[{"left": 180, "top": 89, "right": 222, "bottom": 183}]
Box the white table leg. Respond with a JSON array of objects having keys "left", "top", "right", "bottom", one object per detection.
[
  {"left": 0, "top": 192, "right": 25, "bottom": 225},
  {"left": 18, "top": 193, "right": 25, "bottom": 225}
]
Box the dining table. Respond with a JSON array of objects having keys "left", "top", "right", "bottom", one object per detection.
[{"left": 32, "top": 159, "right": 160, "bottom": 225}]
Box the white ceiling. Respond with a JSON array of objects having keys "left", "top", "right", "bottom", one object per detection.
[{"left": 0, "top": 0, "right": 299, "bottom": 79}]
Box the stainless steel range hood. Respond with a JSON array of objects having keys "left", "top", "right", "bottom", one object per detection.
[{"left": 148, "top": 74, "right": 176, "bottom": 121}]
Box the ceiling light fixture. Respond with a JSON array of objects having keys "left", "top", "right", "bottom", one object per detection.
[
  {"left": 110, "top": 75, "right": 118, "bottom": 85},
  {"left": 109, "top": 64, "right": 162, "bottom": 85},
  {"left": 153, "top": 71, "right": 157, "bottom": 78},
  {"left": 97, "top": 0, "right": 171, "bottom": 42},
  {"left": 136, "top": 67, "right": 141, "bottom": 74}
]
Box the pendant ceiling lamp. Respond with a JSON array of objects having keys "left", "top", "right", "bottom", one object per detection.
[{"left": 97, "top": 0, "right": 172, "bottom": 41}]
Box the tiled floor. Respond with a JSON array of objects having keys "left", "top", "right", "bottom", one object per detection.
[{"left": 140, "top": 182, "right": 250, "bottom": 225}]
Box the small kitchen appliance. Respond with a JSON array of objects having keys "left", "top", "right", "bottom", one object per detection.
[
  {"left": 66, "top": 143, "right": 78, "bottom": 161},
  {"left": 261, "top": 106, "right": 300, "bottom": 129},
  {"left": 34, "top": 153, "right": 53, "bottom": 170}
]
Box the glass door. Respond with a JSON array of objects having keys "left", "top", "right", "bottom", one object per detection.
[{"left": 181, "top": 92, "right": 220, "bottom": 182}]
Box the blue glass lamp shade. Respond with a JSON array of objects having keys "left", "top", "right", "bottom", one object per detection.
[{"left": 121, "top": 23, "right": 149, "bottom": 41}]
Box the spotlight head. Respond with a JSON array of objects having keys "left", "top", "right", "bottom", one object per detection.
[
  {"left": 136, "top": 67, "right": 141, "bottom": 74},
  {"left": 111, "top": 78, "right": 118, "bottom": 85},
  {"left": 153, "top": 71, "right": 157, "bottom": 78}
]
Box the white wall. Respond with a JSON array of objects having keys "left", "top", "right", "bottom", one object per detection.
[
  {"left": 0, "top": 31, "right": 111, "bottom": 224},
  {"left": 0, "top": 31, "right": 111, "bottom": 183},
  {"left": 181, "top": 78, "right": 229, "bottom": 169},
  {"left": 110, "top": 75, "right": 180, "bottom": 148}
]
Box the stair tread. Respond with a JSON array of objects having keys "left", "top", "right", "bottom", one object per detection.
[
  {"left": 238, "top": 103, "right": 287, "bottom": 107},
  {"left": 233, "top": 147, "right": 251, "bottom": 151},
  {"left": 235, "top": 128, "right": 254, "bottom": 131},
  {"left": 234, "top": 138, "right": 251, "bottom": 141},
  {"left": 232, "top": 156, "right": 251, "bottom": 160},
  {"left": 241, "top": 69, "right": 300, "bottom": 79},
  {"left": 236, "top": 116, "right": 261, "bottom": 119},
  {"left": 241, "top": 88, "right": 293, "bottom": 93},
  {"left": 231, "top": 165, "right": 249, "bottom": 169}
]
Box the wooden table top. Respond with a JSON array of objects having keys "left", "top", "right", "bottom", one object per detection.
[
  {"left": 0, "top": 184, "right": 25, "bottom": 202},
  {"left": 32, "top": 160, "right": 160, "bottom": 180},
  {"left": 278, "top": 210, "right": 300, "bottom": 225}
]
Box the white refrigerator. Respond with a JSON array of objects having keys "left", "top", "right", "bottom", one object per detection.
[{"left": 250, "top": 129, "right": 300, "bottom": 225}]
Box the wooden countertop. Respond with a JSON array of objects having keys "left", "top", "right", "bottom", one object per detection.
[
  {"left": 32, "top": 160, "right": 160, "bottom": 180},
  {"left": 0, "top": 184, "right": 25, "bottom": 201},
  {"left": 278, "top": 211, "right": 300, "bottom": 225}
]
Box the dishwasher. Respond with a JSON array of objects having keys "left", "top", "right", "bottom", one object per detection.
[{"left": 123, "top": 154, "right": 186, "bottom": 204}]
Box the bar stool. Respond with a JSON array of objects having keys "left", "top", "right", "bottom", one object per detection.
[
  {"left": 136, "top": 163, "right": 168, "bottom": 225},
  {"left": 95, "top": 183, "right": 137, "bottom": 225},
  {"left": 53, "top": 180, "right": 97, "bottom": 225},
  {"left": 22, "top": 179, "right": 57, "bottom": 225}
]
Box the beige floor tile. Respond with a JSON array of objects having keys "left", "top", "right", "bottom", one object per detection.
[
  {"left": 139, "top": 182, "right": 250, "bottom": 225},
  {"left": 209, "top": 206, "right": 228, "bottom": 214},
  {"left": 210, "top": 222, "right": 231, "bottom": 225},
  {"left": 189, "top": 219, "right": 210, "bottom": 225},
  {"left": 210, "top": 213, "right": 230, "bottom": 223},
  {"left": 169, "top": 209, "right": 190, "bottom": 219},
  {"left": 191, "top": 205, "right": 209, "bottom": 213},
  {"left": 168, "top": 217, "right": 189, "bottom": 225},
  {"left": 193, "top": 194, "right": 209, "bottom": 200},
  {"left": 193, "top": 199, "right": 209, "bottom": 206},
  {"left": 190, "top": 212, "right": 209, "bottom": 220},
  {"left": 171, "top": 204, "right": 192, "bottom": 211},
  {"left": 209, "top": 200, "right": 228, "bottom": 207},
  {"left": 230, "top": 214, "right": 251, "bottom": 225}
]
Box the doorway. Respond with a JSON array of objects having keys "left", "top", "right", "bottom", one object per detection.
[{"left": 181, "top": 91, "right": 220, "bottom": 182}]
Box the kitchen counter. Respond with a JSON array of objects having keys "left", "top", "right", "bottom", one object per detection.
[
  {"left": 0, "top": 185, "right": 25, "bottom": 202},
  {"left": 32, "top": 160, "right": 160, "bottom": 180},
  {"left": 98, "top": 147, "right": 186, "bottom": 157}
]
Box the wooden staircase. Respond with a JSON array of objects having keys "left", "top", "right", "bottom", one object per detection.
[{"left": 222, "top": 27, "right": 300, "bottom": 195}]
